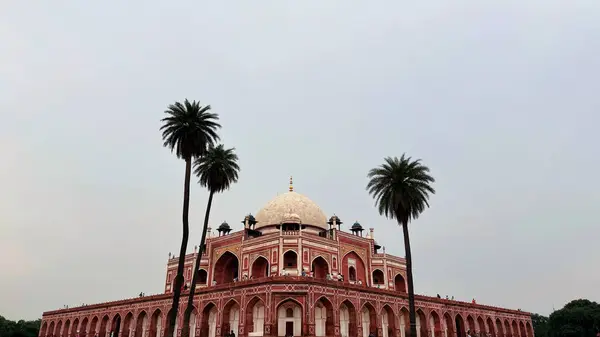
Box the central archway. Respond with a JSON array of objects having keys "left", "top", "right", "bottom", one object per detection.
[
  {"left": 213, "top": 251, "right": 239, "bottom": 284},
  {"left": 277, "top": 300, "right": 302, "bottom": 337},
  {"left": 342, "top": 251, "right": 366, "bottom": 284}
]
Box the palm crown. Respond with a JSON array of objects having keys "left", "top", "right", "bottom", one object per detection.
[
  {"left": 160, "top": 99, "right": 221, "bottom": 160},
  {"left": 194, "top": 144, "right": 240, "bottom": 193},
  {"left": 366, "top": 154, "right": 435, "bottom": 224}
]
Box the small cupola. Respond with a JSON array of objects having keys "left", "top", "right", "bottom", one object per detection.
[
  {"left": 351, "top": 221, "right": 364, "bottom": 236},
  {"left": 328, "top": 215, "right": 343, "bottom": 229},
  {"left": 217, "top": 221, "right": 231, "bottom": 236}
]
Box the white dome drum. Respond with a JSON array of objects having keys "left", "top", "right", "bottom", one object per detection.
[{"left": 254, "top": 191, "right": 328, "bottom": 230}]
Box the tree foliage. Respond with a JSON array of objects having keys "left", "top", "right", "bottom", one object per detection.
[
  {"left": 0, "top": 316, "right": 41, "bottom": 337},
  {"left": 532, "top": 313, "right": 549, "bottom": 337},
  {"left": 547, "top": 299, "right": 600, "bottom": 337}
]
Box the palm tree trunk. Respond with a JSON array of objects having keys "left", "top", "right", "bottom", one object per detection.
[
  {"left": 402, "top": 220, "right": 418, "bottom": 337},
  {"left": 181, "top": 190, "right": 215, "bottom": 337},
  {"left": 166, "top": 158, "right": 193, "bottom": 337}
]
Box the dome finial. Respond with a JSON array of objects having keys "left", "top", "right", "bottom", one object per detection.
[{"left": 289, "top": 176, "right": 294, "bottom": 192}]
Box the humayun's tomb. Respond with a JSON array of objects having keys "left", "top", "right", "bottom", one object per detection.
[{"left": 40, "top": 180, "right": 533, "bottom": 337}]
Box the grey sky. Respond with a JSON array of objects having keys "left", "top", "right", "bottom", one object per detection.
[{"left": 1, "top": 0, "right": 599, "bottom": 321}]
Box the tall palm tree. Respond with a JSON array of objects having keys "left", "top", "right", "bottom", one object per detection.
[
  {"left": 181, "top": 144, "right": 240, "bottom": 337},
  {"left": 160, "top": 99, "right": 220, "bottom": 337},
  {"left": 366, "top": 154, "right": 435, "bottom": 337}
]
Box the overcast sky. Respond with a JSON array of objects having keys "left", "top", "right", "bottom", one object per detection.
[{"left": 2, "top": 0, "right": 599, "bottom": 321}]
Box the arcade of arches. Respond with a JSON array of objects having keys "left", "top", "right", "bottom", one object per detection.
[{"left": 40, "top": 295, "right": 533, "bottom": 337}]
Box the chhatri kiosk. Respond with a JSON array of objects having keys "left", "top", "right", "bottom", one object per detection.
[{"left": 40, "top": 179, "right": 533, "bottom": 337}]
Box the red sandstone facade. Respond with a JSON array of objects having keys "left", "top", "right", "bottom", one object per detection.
[{"left": 40, "top": 186, "right": 534, "bottom": 337}]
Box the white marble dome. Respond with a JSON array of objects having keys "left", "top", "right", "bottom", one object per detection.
[{"left": 255, "top": 191, "right": 328, "bottom": 229}]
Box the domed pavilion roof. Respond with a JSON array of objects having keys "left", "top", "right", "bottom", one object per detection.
[{"left": 255, "top": 177, "right": 328, "bottom": 230}]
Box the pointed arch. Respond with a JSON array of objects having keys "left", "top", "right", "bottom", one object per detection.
[
  {"left": 315, "top": 296, "right": 334, "bottom": 337},
  {"left": 251, "top": 255, "right": 270, "bottom": 278},
  {"left": 196, "top": 269, "right": 208, "bottom": 285},
  {"left": 342, "top": 251, "right": 367, "bottom": 284},
  {"left": 372, "top": 269, "right": 385, "bottom": 286},
  {"left": 339, "top": 299, "right": 357, "bottom": 337},
  {"left": 70, "top": 318, "right": 79, "bottom": 337},
  {"left": 245, "top": 296, "right": 265, "bottom": 336},
  {"left": 48, "top": 322, "right": 55, "bottom": 337},
  {"left": 503, "top": 320, "right": 511, "bottom": 337},
  {"left": 212, "top": 251, "right": 239, "bottom": 284},
  {"left": 282, "top": 250, "right": 298, "bottom": 272},
  {"left": 223, "top": 298, "right": 241, "bottom": 336},
  {"left": 511, "top": 320, "right": 518, "bottom": 337},
  {"left": 134, "top": 311, "right": 148, "bottom": 337},
  {"left": 477, "top": 316, "right": 485, "bottom": 335},
  {"left": 360, "top": 301, "right": 377, "bottom": 337},
  {"left": 276, "top": 298, "right": 303, "bottom": 337},
  {"left": 89, "top": 317, "right": 99, "bottom": 337},
  {"left": 416, "top": 309, "right": 428, "bottom": 337},
  {"left": 455, "top": 313, "right": 466, "bottom": 337},
  {"left": 98, "top": 315, "right": 110, "bottom": 337},
  {"left": 40, "top": 322, "right": 48, "bottom": 337},
  {"left": 486, "top": 317, "right": 495, "bottom": 337},
  {"left": 79, "top": 317, "right": 89, "bottom": 337},
  {"left": 200, "top": 302, "right": 217, "bottom": 337},
  {"left": 121, "top": 312, "right": 134, "bottom": 337},
  {"left": 63, "top": 320, "right": 71, "bottom": 337},
  {"left": 56, "top": 321, "right": 63, "bottom": 337},
  {"left": 495, "top": 318, "right": 504, "bottom": 337},
  {"left": 394, "top": 274, "right": 406, "bottom": 292},
  {"left": 380, "top": 304, "right": 397, "bottom": 337},
  {"left": 399, "top": 307, "right": 410, "bottom": 337},
  {"left": 429, "top": 310, "right": 442, "bottom": 337},
  {"left": 525, "top": 321, "right": 533, "bottom": 337},
  {"left": 466, "top": 315, "right": 476, "bottom": 334},
  {"left": 519, "top": 321, "right": 527, "bottom": 337},
  {"left": 311, "top": 256, "right": 329, "bottom": 279},
  {"left": 110, "top": 313, "right": 122, "bottom": 337},
  {"left": 443, "top": 312, "right": 455, "bottom": 337},
  {"left": 148, "top": 309, "right": 163, "bottom": 337}
]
